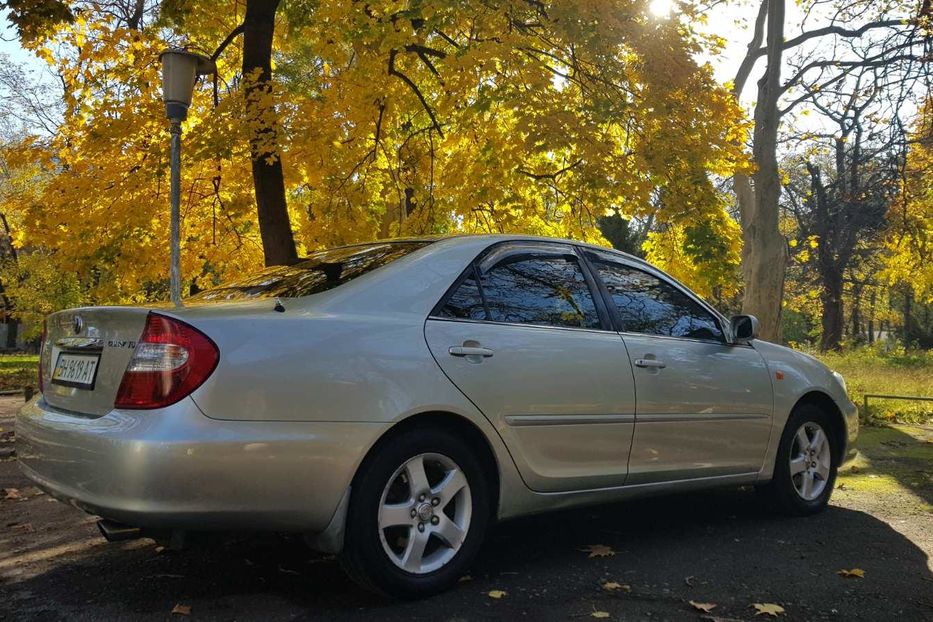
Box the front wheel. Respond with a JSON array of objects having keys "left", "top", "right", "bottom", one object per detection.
[
  {"left": 761, "top": 404, "right": 839, "bottom": 515},
  {"left": 339, "top": 428, "right": 491, "bottom": 598}
]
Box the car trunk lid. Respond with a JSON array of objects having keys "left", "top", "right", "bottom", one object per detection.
[{"left": 41, "top": 307, "right": 152, "bottom": 417}]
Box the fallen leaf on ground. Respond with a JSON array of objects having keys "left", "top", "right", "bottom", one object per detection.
[
  {"left": 2, "top": 488, "right": 20, "bottom": 500},
  {"left": 752, "top": 603, "right": 785, "bottom": 617},
  {"left": 591, "top": 612, "right": 610, "bottom": 619},
  {"left": 690, "top": 601, "right": 717, "bottom": 613},
  {"left": 171, "top": 604, "right": 191, "bottom": 616},
  {"left": 580, "top": 544, "right": 615, "bottom": 558},
  {"left": 459, "top": 575, "right": 473, "bottom": 582},
  {"left": 602, "top": 581, "right": 630, "bottom": 592},
  {"left": 488, "top": 590, "right": 507, "bottom": 599},
  {"left": 837, "top": 568, "right": 865, "bottom": 578}
]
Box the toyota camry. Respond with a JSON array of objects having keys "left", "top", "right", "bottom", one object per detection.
[{"left": 16, "top": 234, "right": 858, "bottom": 598}]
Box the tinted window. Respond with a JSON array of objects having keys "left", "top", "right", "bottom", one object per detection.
[
  {"left": 189, "top": 241, "right": 432, "bottom": 301},
  {"left": 481, "top": 255, "right": 600, "bottom": 329},
  {"left": 590, "top": 256, "right": 723, "bottom": 341},
  {"left": 439, "top": 269, "right": 487, "bottom": 320}
]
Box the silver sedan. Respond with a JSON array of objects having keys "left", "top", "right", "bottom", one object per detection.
[{"left": 16, "top": 234, "right": 858, "bottom": 598}]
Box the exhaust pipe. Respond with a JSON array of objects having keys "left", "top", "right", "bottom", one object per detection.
[{"left": 97, "top": 519, "right": 142, "bottom": 542}]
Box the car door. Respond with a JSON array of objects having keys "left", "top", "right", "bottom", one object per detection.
[
  {"left": 583, "top": 249, "right": 774, "bottom": 485},
  {"left": 424, "top": 241, "right": 637, "bottom": 493}
]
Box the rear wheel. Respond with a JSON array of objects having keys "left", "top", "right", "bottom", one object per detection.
[
  {"left": 340, "top": 427, "right": 490, "bottom": 598},
  {"left": 761, "top": 404, "right": 839, "bottom": 515}
]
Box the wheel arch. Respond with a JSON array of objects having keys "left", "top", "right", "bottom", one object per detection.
[
  {"left": 352, "top": 411, "right": 502, "bottom": 518},
  {"left": 791, "top": 390, "right": 847, "bottom": 461}
]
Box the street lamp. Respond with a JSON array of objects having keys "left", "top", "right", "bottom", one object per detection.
[{"left": 159, "top": 48, "right": 216, "bottom": 306}]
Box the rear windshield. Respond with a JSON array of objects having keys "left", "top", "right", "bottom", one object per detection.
[{"left": 188, "top": 241, "right": 433, "bottom": 302}]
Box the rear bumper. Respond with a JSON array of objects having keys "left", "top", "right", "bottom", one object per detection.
[{"left": 15, "top": 396, "right": 388, "bottom": 532}]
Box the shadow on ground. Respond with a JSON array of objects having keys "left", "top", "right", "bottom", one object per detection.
[
  {"left": 2, "top": 487, "right": 930, "bottom": 621},
  {"left": 837, "top": 422, "right": 933, "bottom": 509}
]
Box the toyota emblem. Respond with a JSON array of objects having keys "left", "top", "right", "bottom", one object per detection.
[{"left": 72, "top": 315, "right": 83, "bottom": 335}]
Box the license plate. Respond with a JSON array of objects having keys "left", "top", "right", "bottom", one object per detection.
[{"left": 52, "top": 352, "right": 101, "bottom": 390}]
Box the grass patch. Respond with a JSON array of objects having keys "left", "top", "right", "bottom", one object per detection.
[
  {"left": 837, "top": 423, "right": 932, "bottom": 513},
  {"left": 815, "top": 348, "right": 932, "bottom": 424},
  {"left": 0, "top": 354, "right": 38, "bottom": 392}
]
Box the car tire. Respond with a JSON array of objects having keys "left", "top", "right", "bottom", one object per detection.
[
  {"left": 761, "top": 404, "right": 839, "bottom": 516},
  {"left": 339, "top": 427, "right": 491, "bottom": 599}
]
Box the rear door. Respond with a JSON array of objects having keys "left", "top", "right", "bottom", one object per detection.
[
  {"left": 582, "top": 249, "right": 773, "bottom": 485},
  {"left": 424, "top": 241, "right": 637, "bottom": 493}
]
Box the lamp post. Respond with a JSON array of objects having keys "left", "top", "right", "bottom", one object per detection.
[{"left": 159, "top": 48, "right": 216, "bottom": 306}]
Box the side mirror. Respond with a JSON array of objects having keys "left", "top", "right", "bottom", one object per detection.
[{"left": 731, "top": 315, "right": 759, "bottom": 343}]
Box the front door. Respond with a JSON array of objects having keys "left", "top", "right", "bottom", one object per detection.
[
  {"left": 583, "top": 249, "right": 774, "bottom": 485},
  {"left": 424, "top": 242, "right": 637, "bottom": 493}
]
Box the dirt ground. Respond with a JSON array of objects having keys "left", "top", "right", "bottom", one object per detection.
[{"left": 1, "top": 396, "right": 931, "bottom": 621}]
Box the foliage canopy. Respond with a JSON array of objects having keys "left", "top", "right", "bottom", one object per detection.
[{"left": 1, "top": 0, "right": 748, "bottom": 304}]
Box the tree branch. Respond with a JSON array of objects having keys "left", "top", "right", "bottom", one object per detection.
[
  {"left": 212, "top": 23, "right": 245, "bottom": 61},
  {"left": 388, "top": 49, "right": 444, "bottom": 137},
  {"left": 739, "top": 17, "right": 909, "bottom": 93},
  {"left": 733, "top": 0, "right": 769, "bottom": 97},
  {"left": 517, "top": 158, "right": 583, "bottom": 180}
]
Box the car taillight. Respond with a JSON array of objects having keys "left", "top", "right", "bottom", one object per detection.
[
  {"left": 37, "top": 317, "right": 47, "bottom": 394},
  {"left": 114, "top": 313, "right": 219, "bottom": 409}
]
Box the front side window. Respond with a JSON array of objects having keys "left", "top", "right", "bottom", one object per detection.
[
  {"left": 189, "top": 241, "right": 432, "bottom": 301},
  {"left": 588, "top": 253, "right": 723, "bottom": 342},
  {"left": 440, "top": 252, "right": 600, "bottom": 329}
]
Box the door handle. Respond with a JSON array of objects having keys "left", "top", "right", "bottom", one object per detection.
[
  {"left": 449, "top": 345, "right": 494, "bottom": 358},
  {"left": 634, "top": 358, "right": 666, "bottom": 369}
]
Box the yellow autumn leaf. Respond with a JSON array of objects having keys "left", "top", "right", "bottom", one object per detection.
[
  {"left": 837, "top": 568, "right": 865, "bottom": 578},
  {"left": 171, "top": 604, "right": 191, "bottom": 616},
  {"left": 602, "top": 581, "right": 630, "bottom": 592},
  {"left": 752, "top": 603, "right": 785, "bottom": 617},
  {"left": 487, "top": 590, "right": 507, "bottom": 599},
  {"left": 580, "top": 544, "right": 616, "bottom": 558},
  {"left": 788, "top": 239, "right": 798, "bottom": 248},
  {"left": 591, "top": 612, "right": 610, "bottom": 619},
  {"left": 689, "top": 600, "right": 717, "bottom": 613}
]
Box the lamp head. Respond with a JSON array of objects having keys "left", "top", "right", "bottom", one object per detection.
[{"left": 159, "top": 48, "right": 216, "bottom": 122}]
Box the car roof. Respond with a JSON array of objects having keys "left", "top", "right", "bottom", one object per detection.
[{"left": 338, "top": 233, "right": 650, "bottom": 269}]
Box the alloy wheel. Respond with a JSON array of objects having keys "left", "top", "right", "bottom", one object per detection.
[
  {"left": 790, "top": 422, "right": 832, "bottom": 501},
  {"left": 377, "top": 452, "right": 472, "bottom": 574}
]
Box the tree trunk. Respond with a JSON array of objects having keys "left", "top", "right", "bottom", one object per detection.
[
  {"left": 903, "top": 287, "right": 912, "bottom": 344},
  {"left": 243, "top": 0, "right": 298, "bottom": 266},
  {"left": 867, "top": 288, "right": 875, "bottom": 344},
  {"left": 851, "top": 283, "right": 862, "bottom": 342},
  {"left": 820, "top": 270, "right": 844, "bottom": 351},
  {"left": 738, "top": 0, "right": 788, "bottom": 343},
  {"left": 5, "top": 320, "right": 17, "bottom": 350}
]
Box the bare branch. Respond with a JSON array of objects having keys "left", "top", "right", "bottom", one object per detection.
[
  {"left": 211, "top": 23, "right": 245, "bottom": 61},
  {"left": 388, "top": 49, "right": 444, "bottom": 137}
]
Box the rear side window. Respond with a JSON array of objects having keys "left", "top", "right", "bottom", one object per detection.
[
  {"left": 189, "top": 241, "right": 432, "bottom": 301},
  {"left": 588, "top": 254, "right": 723, "bottom": 342},
  {"left": 439, "top": 269, "right": 487, "bottom": 320},
  {"left": 440, "top": 254, "right": 600, "bottom": 329}
]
